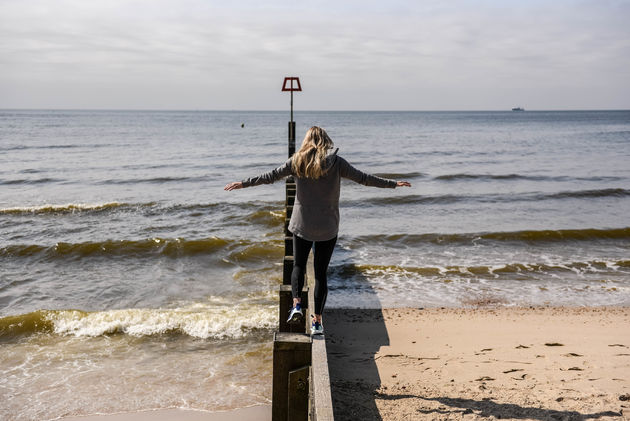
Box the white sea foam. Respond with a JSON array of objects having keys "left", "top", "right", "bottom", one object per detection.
[
  {"left": 326, "top": 254, "right": 630, "bottom": 308},
  {"left": 45, "top": 301, "right": 276, "bottom": 339}
]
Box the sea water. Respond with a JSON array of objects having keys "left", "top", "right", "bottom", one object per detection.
[{"left": 1, "top": 110, "right": 629, "bottom": 419}]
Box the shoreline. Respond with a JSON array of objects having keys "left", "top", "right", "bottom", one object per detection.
[
  {"left": 325, "top": 306, "right": 630, "bottom": 420},
  {"left": 48, "top": 306, "right": 630, "bottom": 421},
  {"left": 57, "top": 405, "right": 271, "bottom": 421}
]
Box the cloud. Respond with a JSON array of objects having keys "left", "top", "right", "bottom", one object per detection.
[{"left": 0, "top": 0, "right": 628, "bottom": 109}]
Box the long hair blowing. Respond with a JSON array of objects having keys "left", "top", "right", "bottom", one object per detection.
[{"left": 291, "top": 126, "right": 334, "bottom": 179}]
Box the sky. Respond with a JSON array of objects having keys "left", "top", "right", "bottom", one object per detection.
[{"left": 1, "top": 0, "right": 629, "bottom": 110}]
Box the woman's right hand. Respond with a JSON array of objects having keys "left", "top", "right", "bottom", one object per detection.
[
  {"left": 396, "top": 181, "right": 411, "bottom": 187},
  {"left": 224, "top": 182, "right": 243, "bottom": 191}
]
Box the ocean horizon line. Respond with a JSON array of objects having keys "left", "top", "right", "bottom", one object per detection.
[{"left": 2, "top": 108, "right": 629, "bottom": 113}]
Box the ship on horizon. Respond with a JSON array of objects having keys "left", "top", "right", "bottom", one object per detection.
[{"left": 512, "top": 106, "right": 525, "bottom": 111}]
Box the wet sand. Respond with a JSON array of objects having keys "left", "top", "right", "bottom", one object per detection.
[
  {"left": 59, "top": 405, "right": 270, "bottom": 421},
  {"left": 325, "top": 307, "right": 630, "bottom": 420}
]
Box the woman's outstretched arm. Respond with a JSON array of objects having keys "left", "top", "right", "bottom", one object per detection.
[
  {"left": 224, "top": 159, "right": 292, "bottom": 191},
  {"left": 339, "top": 157, "right": 411, "bottom": 188}
]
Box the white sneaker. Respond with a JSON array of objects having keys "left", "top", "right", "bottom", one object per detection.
[
  {"left": 287, "top": 304, "right": 303, "bottom": 324},
  {"left": 311, "top": 320, "right": 324, "bottom": 335}
]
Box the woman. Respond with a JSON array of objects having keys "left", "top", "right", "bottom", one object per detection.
[{"left": 224, "top": 126, "right": 410, "bottom": 335}]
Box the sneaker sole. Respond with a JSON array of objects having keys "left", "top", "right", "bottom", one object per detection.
[{"left": 287, "top": 313, "right": 304, "bottom": 324}]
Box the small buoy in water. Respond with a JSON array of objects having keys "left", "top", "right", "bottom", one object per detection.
[{"left": 241, "top": 123, "right": 245, "bottom": 128}]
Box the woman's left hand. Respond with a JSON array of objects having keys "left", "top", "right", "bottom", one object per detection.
[
  {"left": 224, "top": 182, "right": 243, "bottom": 191},
  {"left": 396, "top": 181, "right": 411, "bottom": 187}
]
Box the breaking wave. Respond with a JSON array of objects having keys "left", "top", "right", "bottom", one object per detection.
[
  {"left": 0, "top": 300, "right": 276, "bottom": 341},
  {"left": 331, "top": 259, "right": 630, "bottom": 279},
  {"left": 0, "top": 237, "right": 283, "bottom": 260},
  {"left": 349, "top": 227, "right": 630, "bottom": 245},
  {"left": 353, "top": 188, "right": 630, "bottom": 206},
  {"left": 0, "top": 200, "right": 283, "bottom": 216}
]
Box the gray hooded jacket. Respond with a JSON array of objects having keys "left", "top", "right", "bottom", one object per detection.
[{"left": 242, "top": 154, "right": 396, "bottom": 241}]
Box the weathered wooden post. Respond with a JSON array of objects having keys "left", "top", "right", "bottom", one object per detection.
[{"left": 272, "top": 332, "right": 312, "bottom": 421}]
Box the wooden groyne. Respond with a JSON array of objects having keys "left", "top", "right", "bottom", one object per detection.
[
  {"left": 272, "top": 175, "right": 335, "bottom": 421},
  {"left": 272, "top": 80, "right": 334, "bottom": 421}
]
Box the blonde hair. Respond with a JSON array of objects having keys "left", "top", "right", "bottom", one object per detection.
[{"left": 291, "top": 126, "right": 334, "bottom": 179}]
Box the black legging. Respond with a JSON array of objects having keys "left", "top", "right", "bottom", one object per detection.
[{"left": 291, "top": 234, "right": 337, "bottom": 315}]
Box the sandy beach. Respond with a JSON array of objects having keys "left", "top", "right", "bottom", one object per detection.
[{"left": 325, "top": 307, "right": 630, "bottom": 420}]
